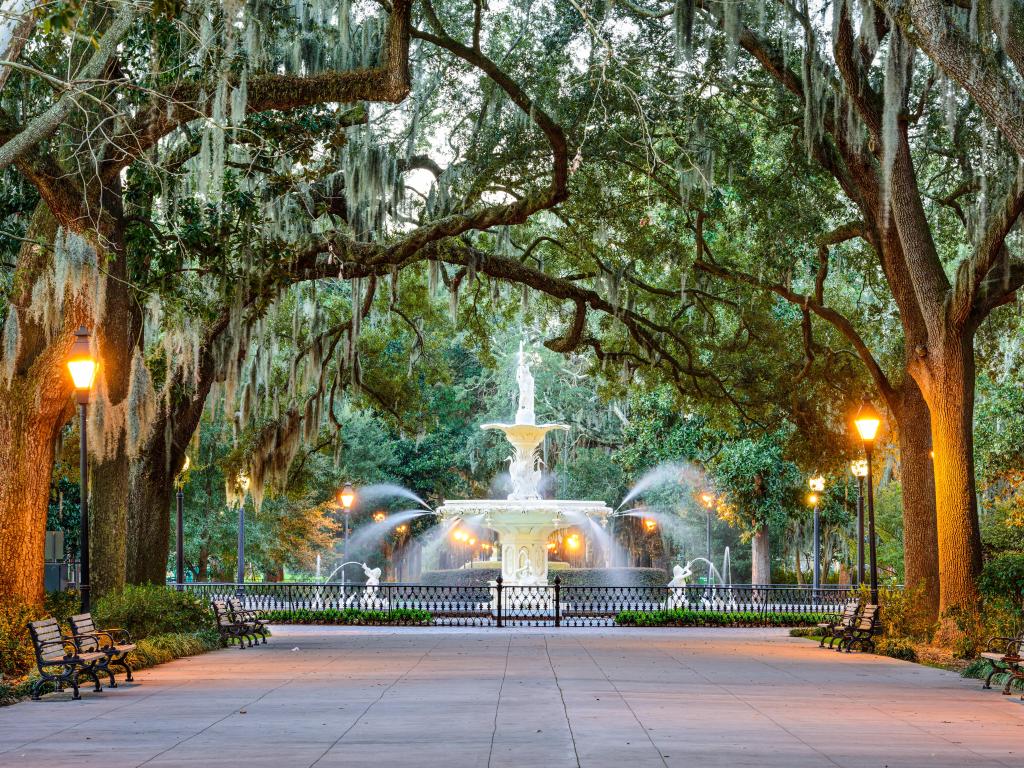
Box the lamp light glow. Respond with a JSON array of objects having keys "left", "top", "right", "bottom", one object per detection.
[
  {"left": 66, "top": 326, "right": 97, "bottom": 391},
  {"left": 808, "top": 475, "right": 825, "bottom": 492},
  {"left": 854, "top": 400, "right": 882, "bottom": 443},
  {"left": 807, "top": 492, "right": 819, "bottom": 506},
  {"left": 850, "top": 459, "right": 868, "bottom": 478},
  {"left": 338, "top": 483, "right": 355, "bottom": 510}
]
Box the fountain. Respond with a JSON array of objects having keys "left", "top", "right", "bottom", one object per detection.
[{"left": 437, "top": 341, "right": 612, "bottom": 585}]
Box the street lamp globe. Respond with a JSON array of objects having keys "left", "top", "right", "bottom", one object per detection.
[
  {"left": 66, "top": 325, "right": 97, "bottom": 395},
  {"left": 808, "top": 475, "right": 825, "bottom": 492},
  {"left": 338, "top": 483, "right": 355, "bottom": 510},
  {"left": 854, "top": 400, "right": 882, "bottom": 443},
  {"left": 850, "top": 459, "right": 868, "bottom": 478}
]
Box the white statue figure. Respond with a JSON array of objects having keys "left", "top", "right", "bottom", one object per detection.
[
  {"left": 667, "top": 563, "right": 692, "bottom": 609},
  {"left": 508, "top": 454, "right": 541, "bottom": 500},
  {"left": 361, "top": 563, "right": 382, "bottom": 607},
  {"left": 515, "top": 340, "right": 536, "bottom": 425}
]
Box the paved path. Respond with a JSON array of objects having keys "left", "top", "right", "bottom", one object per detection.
[{"left": 1, "top": 626, "right": 1022, "bottom": 767}]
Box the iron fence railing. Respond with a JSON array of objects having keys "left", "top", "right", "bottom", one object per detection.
[{"left": 179, "top": 580, "right": 860, "bottom": 628}]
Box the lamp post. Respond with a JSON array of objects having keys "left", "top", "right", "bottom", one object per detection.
[
  {"left": 236, "top": 472, "right": 250, "bottom": 596},
  {"left": 808, "top": 475, "right": 825, "bottom": 594},
  {"left": 175, "top": 455, "right": 191, "bottom": 589},
  {"left": 854, "top": 400, "right": 882, "bottom": 604},
  {"left": 700, "top": 491, "right": 715, "bottom": 564},
  {"left": 850, "top": 459, "right": 868, "bottom": 586},
  {"left": 337, "top": 483, "right": 355, "bottom": 561},
  {"left": 66, "top": 326, "right": 97, "bottom": 612}
]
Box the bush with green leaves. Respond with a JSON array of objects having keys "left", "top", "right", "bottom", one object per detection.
[
  {"left": 877, "top": 636, "right": 918, "bottom": 662},
  {"left": 979, "top": 553, "right": 1024, "bottom": 618},
  {"left": 615, "top": 609, "right": 828, "bottom": 628},
  {"left": 93, "top": 585, "right": 214, "bottom": 639},
  {"left": 261, "top": 608, "right": 432, "bottom": 625}
]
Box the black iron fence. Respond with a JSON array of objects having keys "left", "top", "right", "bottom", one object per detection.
[{"left": 179, "top": 579, "right": 858, "bottom": 628}]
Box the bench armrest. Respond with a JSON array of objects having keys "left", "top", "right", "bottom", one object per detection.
[
  {"left": 101, "top": 627, "right": 133, "bottom": 643},
  {"left": 985, "top": 636, "right": 1023, "bottom": 655}
]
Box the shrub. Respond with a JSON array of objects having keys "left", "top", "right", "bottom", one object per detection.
[
  {"left": 420, "top": 568, "right": 501, "bottom": 587},
  {"left": 979, "top": 553, "right": 1024, "bottom": 616},
  {"left": 93, "top": 585, "right": 213, "bottom": 639},
  {"left": 43, "top": 590, "right": 80, "bottom": 625},
  {"left": 614, "top": 609, "right": 829, "bottom": 628},
  {"left": 261, "top": 608, "right": 432, "bottom": 625},
  {"left": 0, "top": 597, "right": 45, "bottom": 680},
  {"left": 877, "top": 636, "right": 918, "bottom": 662}
]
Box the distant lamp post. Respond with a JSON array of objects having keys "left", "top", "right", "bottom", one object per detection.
[
  {"left": 337, "top": 483, "right": 355, "bottom": 560},
  {"left": 854, "top": 400, "right": 882, "bottom": 603},
  {"left": 175, "top": 454, "right": 191, "bottom": 589},
  {"left": 643, "top": 518, "right": 657, "bottom": 533},
  {"left": 66, "top": 326, "right": 97, "bottom": 611},
  {"left": 699, "top": 491, "right": 716, "bottom": 564},
  {"left": 807, "top": 475, "right": 825, "bottom": 594},
  {"left": 372, "top": 510, "right": 387, "bottom": 524},
  {"left": 236, "top": 471, "right": 251, "bottom": 596},
  {"left": 850, "top": 459, "right": 868, "bottom": 585}
]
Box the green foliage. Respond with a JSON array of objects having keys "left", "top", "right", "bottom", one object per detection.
[
  {"left": 0, "top": 597, "right": 45, "bottom": 680},
  {"left": 420, "top": 568, "right": 501, "bottom": 587},
  {"left": 43, "top": 589, "right": 80, "bottom": 626},
  {"left": 978, "top": 553, "right": 1024, "bottom": 613},
  {"left": 555, "top": 568, "right": 668, "bottom": 587},
  {"left": 93, "top": 585, "right": 214, "bottom": 639},
  {"left": 710, "top": 431, "right": 802, "bottom": 535},
  {"left": 614, "top": 609, "right": 828, "bottom": 627},
  {"left": 869, "top": 585, "right": 934, "bottom": 643},
  {"left": 261, "top": 608, "right": 432, "bottom": 625},
  {"left": 876, "top": 637, "right": 918, "bottom": 662},
  {"left": 961, "top": 657, "right": 1024, "bottom": 693}
]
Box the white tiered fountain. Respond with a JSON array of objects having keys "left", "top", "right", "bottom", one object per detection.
[{"left": 437, "top": 342, "right": 612, "bottom": 585}]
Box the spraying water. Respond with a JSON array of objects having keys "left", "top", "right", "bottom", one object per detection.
[
  {"left": 344, "top": 509, "right": 433, "bottom": 553},
  {"left": 358, "top": 483, "right": 432, "bottom": 510}
]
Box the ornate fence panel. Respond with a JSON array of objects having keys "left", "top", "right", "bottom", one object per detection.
[{"left": 179, "top": 582, "right": 858, "bottom": 628}]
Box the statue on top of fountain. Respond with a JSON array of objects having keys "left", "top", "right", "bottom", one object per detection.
[{"left": 515, "top": 340, "right": 536, "bottom": 426}]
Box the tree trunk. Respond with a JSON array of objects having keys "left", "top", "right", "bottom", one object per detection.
[
  {"left": 125, "top": 450, "right": 172, "bottom": 584},
  {"left": 85, "top": 199, "right": 138, "bottom": 601},
  {"left": 751, "top": 526, "right": 771, "bottom": 584},
  {"left": 892, "top": 381, "right": 940, "bottom": 619},
  {"left": 0, "top": 206, "right": 80, "bottom": 604},
  {"left": 918, "top": 333, "right": 983, "bottom": 614}
]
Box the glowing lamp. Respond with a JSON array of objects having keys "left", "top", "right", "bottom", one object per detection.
[
  {"left": 237, "top": 472, "right": 251, "bottom": 492},
  {"left": 850, "top": 459, "right": 868, "bottom": 478},
  {"left": 566, "top": 534, "right": 581, "bottom": 551},
  {"left": 700, "top": 491, "right": 715, "bottom": 508},
  {"left": 372, "top": 511, "right": 386, "bottom": 523},
  {"left": 808, "top": 475, "right": 825, "bottom": 492},
  {"left": 643, "top": 518, "right": 657, "bottom": 532},
  {"left": 338, "top": 483, "right": 355, "bottom": 510},
  {"left": 66, "top": 326, "right": 97, "bottom": 394},
  {"left": 854, "top": 401, "right": 882, "bottom": 444},
  {"left": 807, "top": 492, "right": 819, "bottom": 506}
]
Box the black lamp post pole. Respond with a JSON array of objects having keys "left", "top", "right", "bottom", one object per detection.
[
  {"left": 236, "top": 504, "right": 246, "bottom": 597},
  {"left": 706, "top": 508, "right": 712, "bottom": 564},
  {"left": 856, "top": 475, "right": 865, "bottom": 586},
  {"left": 812, "top": 502, "right": 821, "bottom": 593},
  {"left": 175, "top": 486, "right": 185, "bottom": 589},
  {"left": 865, "top": 444, "right": 878, "bottom": 604},
  {"left": 78, "top": 398, "right": 90, "bottom": 612}
]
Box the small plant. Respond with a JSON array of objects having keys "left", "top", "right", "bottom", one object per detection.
[
  {"left": 0, "top": 597, "right": 46, "bottom": 680},
  {"left": 877, "top": 636, "right": 918, "bottom": 662}
]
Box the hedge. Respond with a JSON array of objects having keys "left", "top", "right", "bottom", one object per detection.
[
  {"left": 261, "top": 608, "right": 432, "bottom": 625},
  {"left": 615, "top": 609, "right": 830, "bottom": 628}
]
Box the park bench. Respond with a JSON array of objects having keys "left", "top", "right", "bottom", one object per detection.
[
  {"left": 979, "top": 633, "right": 1023, "bottom": 697},
  {"left": 212, "top": 599, "right": 262, "bottom": 648},
  {"left": 69, "top": 613, "right": 136, "bottom": 682},
  {"left": 27, "top": 617, "right": 111, "bottom": 700},
  {"left": 228, "top": 597, "right": 268, "bottom": 645},
  {"left": 817, "top": 600, "right": 860, "bottom": 649},
  {"left": 837, "top": 603, "right": 881, "bottom": 653}
]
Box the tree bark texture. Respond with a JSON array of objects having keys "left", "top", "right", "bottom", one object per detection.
[{"left": 751, "top": 526, "right": 771, "bottom": 584}]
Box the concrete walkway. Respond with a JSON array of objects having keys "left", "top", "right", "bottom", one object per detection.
[{"left": 1, "top": 626, "right": 1022, "bottom": 768}]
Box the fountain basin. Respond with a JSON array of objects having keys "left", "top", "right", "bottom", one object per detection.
[{"left": 437, "top": 499, "right": 611, "bottom": 585}]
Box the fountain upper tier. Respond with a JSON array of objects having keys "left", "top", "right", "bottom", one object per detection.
[{"left": 438, "top": 341, "right": 611, "bottom": 585}]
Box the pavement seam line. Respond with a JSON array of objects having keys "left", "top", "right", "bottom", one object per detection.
[
  {"left": 654, "top": 639, "right": 845, "bottom": 767},
  {"left": 543, "top": 634, "right": 582, "bottom": 768},
  {"left": 0, "top": 679, "right": 190, "bottom": 756},
  {"left": 486, "top": 633, "right": 514, "bottom": 768},
  {"left": 307, "top": 637, "right": 443, "bottom": 768},
  {"left": 575, "top": 635, "right": 669, "bottom": 768}
]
